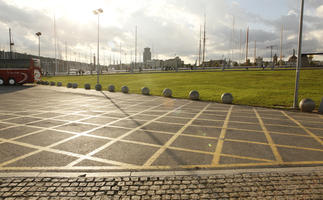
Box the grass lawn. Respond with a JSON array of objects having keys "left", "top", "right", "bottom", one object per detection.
[{"left": 42, "top": 69, "right": 323, "bottom": 109}]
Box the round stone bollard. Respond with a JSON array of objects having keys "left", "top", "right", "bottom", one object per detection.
[
  {"left": 319, "top": 98, "right": 323, "bottom": 114},
  {"left": 299, "top": 98, "right": 315, "bottom": 113},
  {"left": 162, "top": 88, "right": 172, "bottom": 97},
  {"left": 95, "top": 84, "right": 102, "bottom": 91},
  {"left": 121, "top": 86, "right": 129, "bottom": 93},
  {"left": 72, "top": 83, "right": 78, "bottom": 89},
  {"left": 57, "top": 82, "right": 62, "bottom": 87},
  {"left": 189, "top": 90, "right": 199, "bottom": 100},
  {"left": 221, "top": 93, "right": 233, "bottom": 104},
  {"left": 141, "top": 87, "right": 150, "bottom": 95},
  {"left": 50, "top": 81, "right": 55, "bottom": 86},
  {"left": 108, "top": 85, "right": 115, "bottom": 92},
  {"left": 67, "top": 83, "right": 73, "bottom": 88},
  {"left": 84, "top": 83, "right": 91, "bottom": 90}
]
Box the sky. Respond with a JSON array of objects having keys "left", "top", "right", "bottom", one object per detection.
[{"left": 0, "top": 0, "right": 323, "bottom": 64}]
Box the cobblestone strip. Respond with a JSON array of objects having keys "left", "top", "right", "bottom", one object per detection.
[{"left": 0, "top": 171, "right": 322, "bottom": 199}]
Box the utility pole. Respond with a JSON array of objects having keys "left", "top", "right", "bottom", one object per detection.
[
  {"left": 254, "top": 40, "right": 257, "bottom": 65},
  {"left": 198, "top": 25, "right": 202, "bottom": 66},
  {"left": 239, "top": 29, "right": 242, "bottom": 64},
  {"left": 54, "top": 15, "right": 57, "bottom": 76},
  {"left": 119, "top": 42, "right": 122, "bottom": 69},
  {"left": 9, "top": 28, "right": 14, "bottom": 59},
  {"left": 280, "top": 25, "right": 284, "bottom": 65},
  {"left": 245, "top": 26, "right": 249, "bottom": 63},
  {"left": 293, "top": 0, "right": 304, "bottom": 109},
  {"left": 202, "top": 14, "right": 206, "bottom": 66},
  {"left": 266, "top": 45, "right": 275, "bottom": 67},
  {"left": 134, "top": 25, "right": 137, "bottom": 72},
  {"left": 231, "top": 16, "right": 235, "bottom": 64}
]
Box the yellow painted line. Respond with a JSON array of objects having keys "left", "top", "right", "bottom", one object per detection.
[
  {"left": 274, "top": 143, "right": 323, "bottom": 152},
  {"left": 179, "top": 162, "right": 277, "bottom": 168},
  {"left": 1, "top": 159, "right": 323, "bottom": 171},
  {"left": 224, "top": 138, "right": 269, "bottom": 146},
  {"left": 67, "top": 101, "right": 193, "bottom": 167},
  {"left": 177, "top": 133, "right": 218, "bottom": 140},
  {"left": 0, "top": 137, "right": 136, "bottom": 167},
  {"left": 281, "top": 111, "right": 323, "bottom": 146},
  {"left": 143, "top": 103, "right": 211, "bottom": 166},
  {"left": 254, "top": 108, "right": 283, "bottom": 163},
  {"left": 221, "top": 153, "right": 274, "bottom": 162},
  {"left": 167, "top": 146, "right": 214, "bottom": 155},
  {"left": 283, "top": 160, "right": 323, "bottom": 165},
  {"left": 211, "top": 105, "right": 234, "bottom": 165},
  {"left": 0, "top": 98, "right": 166, "bottom": 168}
]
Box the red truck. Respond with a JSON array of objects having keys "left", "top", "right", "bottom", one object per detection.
[{"left": 0, "top": 58, "right": 42, "bottom": 85}]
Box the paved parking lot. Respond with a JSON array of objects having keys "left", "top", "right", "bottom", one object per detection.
[{"left": 0, "top": 85, "right": 322, "bottom": 172}]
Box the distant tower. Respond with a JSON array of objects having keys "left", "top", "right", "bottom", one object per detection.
[{"left": 143, "top": 47, "right": 151, "bottom": 63}]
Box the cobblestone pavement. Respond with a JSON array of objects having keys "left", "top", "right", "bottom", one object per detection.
[{"left": 0, "top": 168, "right": 323, "bottom": 199}]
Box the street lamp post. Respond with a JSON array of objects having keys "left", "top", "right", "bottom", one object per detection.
[
  {"left": 293, "top": 0, "right": 304, "bottom": 109},
  {"left": 93, "top": 8, "right": 103, "bottom": 85},
  {"left": 35, "top": 32, "right": 42, "bottom": 58}
]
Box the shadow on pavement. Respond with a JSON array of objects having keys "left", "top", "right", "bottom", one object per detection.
[
  {"left": 0, "top": 84, "right": 36, "bottom": 94},
  {"left": 100, "top": 91, "right": 186, "bottom": 167}
]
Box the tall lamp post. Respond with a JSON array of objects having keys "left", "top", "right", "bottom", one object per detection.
[
  {"left": 35, "top": 32, "right": 42, "bottom": 58},
  {"left": 93, "top": 8, "right": 103, "bottom": 85},
  {"left": 293, "top": 0, "right": 304, "bottom": 109}
]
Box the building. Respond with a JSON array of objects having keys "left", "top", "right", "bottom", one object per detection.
[
  {"left": 255, "top": 56, "right": 263, "bottom": 66},
  {"left": 163, "top": 57, "right": 184, "bottom": 70},
  {"left": 146, "top": 59, "right": 163, "bottom": 69},
  {"left": 202, "top": 59, "right": 226, "bottom": 67},
  {"left": 287, "top": 49, "right": 310, "bottom": 66},
  {"left": 143, "top": 47, "right": 151, "bottom": 63}
]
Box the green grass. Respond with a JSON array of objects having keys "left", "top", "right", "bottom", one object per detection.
[{"left": 42, "top": 69, "right": 323, "bottom": 109}]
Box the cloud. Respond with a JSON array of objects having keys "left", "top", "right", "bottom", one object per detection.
[{"left": 0, "top": 0, "right": 323, "bottom": 64}]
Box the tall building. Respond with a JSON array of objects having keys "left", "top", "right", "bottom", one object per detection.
[{"left": 143, "top": 47, "right": 151, "bottom": 63}]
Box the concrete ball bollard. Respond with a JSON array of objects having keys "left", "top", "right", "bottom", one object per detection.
[
  {"left": 162, "top": 88, "right": 172, "bottom": 97},
  {"left": 189, "top": 90, "right": 199, "bottom": 100},
  {"left": 141, "top": 87, "right": 150, "bottom": 95},
  {"left": 221, "top": 93, "right": 233, "bottom": 104},
  {"left": 67, "top": 83, "right": 73, "bottom": 88},
  {"left": 50, "top": 81, "right": 55, "bottom": 86},
  {"left": 95, "top": 84, "right": 102, "bottom": 91},
  {"left": 84, "top": 83, "right": 91, "bottom": 90},
  {"left": 108, "top": 85, "right": 115, "bottom": 92},
  {"left": 299, "top": 98, "right": 315, "bottom": 113},
  {"left": 319, "top": 98, "right": 323, "bottom": 114},
  {"left": 72, "top": 83, "right": 78, "bottom": 88},
  {"left": 57, "top": 82, "right": 62, "bottom": 87},
  {"left": 121, "top": 86, "right": 129, "bottom": 93}
]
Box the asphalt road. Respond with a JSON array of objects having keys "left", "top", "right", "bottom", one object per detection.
[{"left": 0, "top": 85, "right": 322, "bottom": 172}]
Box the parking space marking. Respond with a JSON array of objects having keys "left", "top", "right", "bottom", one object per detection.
[
  {"left": 0, "top": 135, "right": 137, "bottom": 167},
  {"left": 0, "top": 96, "right": 165, "bottom": 168},
  {"left": 220, "top": 153, "right": 274, "bottom": 162},
  {"left": 65, "top": 100, "right": 192, "bottom": 167},
  {"left": 282, "top": 111, "right": 323, "bottom": 146},
  {"left": 212, "top": 105, "right": 233, "bottom": 165},
  {"left": 1, "top": 86, "right": 323, "bottom": 171},
  {"left": 254, "top": 108, "right": 283, "bottom": 163},
  {"left": 143, "top": 103, "right": 211, "bottom": 166}
]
